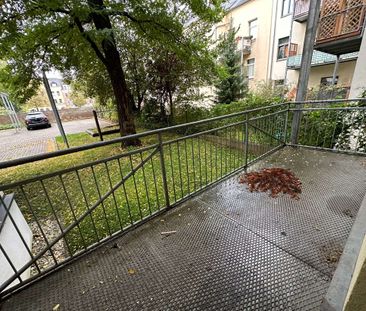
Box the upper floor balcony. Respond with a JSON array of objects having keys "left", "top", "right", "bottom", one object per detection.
[
  {"left": 287, "top": 50, "right": 358, "bottom": 69},
  {"left": 315, "top": 0, "right": 366, "bottom": 55},
  {"left": 236, "top": 35, "right": 252, "bottom": 55},
  {"left": 294, "top": 0, "right": 310, "bottom": 22}
]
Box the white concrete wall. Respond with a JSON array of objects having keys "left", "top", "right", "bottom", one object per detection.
[
  {"left": 0, "top": 195, "right": 33, "bottom": 291},
  {"left": 270, "top": 0, "right": 294, "bottom": 82},
  {"left": 349, "top": 33, "right": 366, "bottom": 98}
]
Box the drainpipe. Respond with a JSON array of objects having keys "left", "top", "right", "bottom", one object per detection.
[
  {"left": 332, "top": 55, "right": 340, "bottom": 85},
  {"left": 267, "top": 0, "right": 279, "bottom": 83},
  {"left": 284, "top": 1, "right": 296, "bottom": 87},
  {"left": 290, "top": 0, "right": 321, "bottom": 144},
  {"left": 331, "top": 55, "right": 340, "bottom": 98}
]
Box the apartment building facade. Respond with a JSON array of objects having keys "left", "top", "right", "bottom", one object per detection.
[
  {"left": 214, "top": 0, "right": 275, "bottom": 89},
  {"left": 49, "top": 78, "right": 74, "bottom": 109},
  {"left": 217, "top": 0, "right": 366, "bottom": 98}
]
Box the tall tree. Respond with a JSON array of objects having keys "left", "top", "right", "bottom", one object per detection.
[
  {"left": 215, "top": 28, "right": 247, "bottom": 104},
  {"left": 0, "top": 0, "right": 223, "bottom": 143}
]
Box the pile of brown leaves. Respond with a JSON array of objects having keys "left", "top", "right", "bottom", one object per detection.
[{"left": 239, "top": 168, "right": 302, "bottom": 199}]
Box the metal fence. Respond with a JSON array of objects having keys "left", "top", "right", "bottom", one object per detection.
[
  {"left": 0, "top": 99, "right": 365, "bottom": 297},
  {"left": 288, "top": 98, "right": 366, "bottom": 154},
  {"left": 0, "top": 103, "right": 287, "bottom": 297}
]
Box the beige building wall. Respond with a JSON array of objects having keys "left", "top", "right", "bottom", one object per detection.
[
  {"left": 286, "top": 60, "right": 356, "bottom": 89},
  {"left": 216, "top": 0, "right": 275, "bottom": 89}
]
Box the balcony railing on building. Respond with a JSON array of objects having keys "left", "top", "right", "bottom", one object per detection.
[
  {"left": 315, "top": 0, "right": 366, "bottom": 55},
  {"left": 294, "top": 0, "right": 310, "bottom": 22},
  {"left": 236, "top": 36, "right": 252, "bottom": 55},
  {"left": 287, "top": 50, "right": 358, "bottom": 68}
]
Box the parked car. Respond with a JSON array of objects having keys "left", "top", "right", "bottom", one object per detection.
[{"left": 25, "top": 112, "right": 51, "bottom": 130}]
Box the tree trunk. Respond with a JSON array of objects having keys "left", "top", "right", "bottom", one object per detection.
[
  {"left": 167, "top": 85, "right": 174, "bottom": 123},
  {"left": 87, "top": 0, "right": 140, "bottom": 146}
]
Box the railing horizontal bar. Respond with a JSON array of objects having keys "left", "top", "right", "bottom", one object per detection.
[
  {"left": 290, "top": 107, "right": 366, "bottom": 111},
  {"left": 247, "top": 109, "right": 288, "bottom": 122},
  {"left": 0, "top": 103, "right": 286, "bottom": 170},
  {"left": 0, "top": 144, "right": 159, "bottom": 191},
  {"left": 287, "top": 144, "right": 366, "bottom": 156},
  {"left": 289, "top": 98, "right": 366, "bottom": 105}
]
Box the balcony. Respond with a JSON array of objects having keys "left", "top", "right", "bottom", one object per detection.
[
  {"left": 1, "top": 100, "right": 366, "bottom": 310},
  {"left": 315, "top": 0, "right": 366, "bottom": 55},
  {"left": 236, "top": 36, "right": 252, "bottom": 55},
  {"left": 287, "top": 50, "right": 358, "bottom": 69},
  {"left": 294, "top": 0, "right": 310, "bottom": 22}
]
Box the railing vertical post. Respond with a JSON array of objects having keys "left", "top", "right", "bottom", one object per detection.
[
  {"left": 291, "top": 0, "right": 321, "bottom": 144},
  {"left": 157, "top": 133, "right": 170, "bottom": 208},
  {"left": 283, "top": 103, "right": 290, "bottom": 145},
  {"left": 244, "top": 114, "right": 249, "bottom": 168},
  {"left": 93, "top": 110, "right": 103, "bottom": 141}
]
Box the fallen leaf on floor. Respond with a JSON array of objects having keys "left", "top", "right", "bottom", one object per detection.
[
  {"left": 53, "top": 304, "right": 60, "bottom": 311},
  {"left": 128, "top": 268, "right": 136, "bottom": 275}
]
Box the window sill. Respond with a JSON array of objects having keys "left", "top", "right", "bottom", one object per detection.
[
  {"left": 277, "top": 58, "right": 287, "bottom": 62},
  {"left": 281, "top": 13, "right": 292, "bottom": 18}
]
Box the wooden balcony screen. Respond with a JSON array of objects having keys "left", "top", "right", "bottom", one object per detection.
[{"left": 317, "top": 0, "right": 366, "bottom": 43}]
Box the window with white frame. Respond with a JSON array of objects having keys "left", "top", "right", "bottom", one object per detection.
[
  {"left": 248, "top": 19, "right": 258, "bottom": 39},
  {"left": 247, "top": 58, "right": 255, "bottom": 78},
  {"left": 281, "top": 0, "right": 294, "bottom": 17},
  {"left": 277, "top": 37, "right": 289, "bottom": 60}
]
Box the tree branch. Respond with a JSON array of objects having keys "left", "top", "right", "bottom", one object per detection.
[{"left": 73, "top": 17, "right": 107, "bottom": 66}]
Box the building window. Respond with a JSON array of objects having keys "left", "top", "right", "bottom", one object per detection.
[
  {"left": 248, "top": 19, "right": 258, "bottom": 39},
  {"left": 277, "top": 37, "right": 289, "bottom": 59},
  {"left": 51, "top": 82, "right": 57, "bottom": 87},
  {"left": 59, "top": 98, "right": 63, "bottom": 103},
  {"left": 275, "top": 79, "right": 285, "bottom": 86},
  {"left": 247, "top": 58, "right": 255, "bottom": 78},
  {"left": 282, "top": 0, "right": 294, "bottom": 17},
  {"left": 320, "top": 76, "right": 338, "bottom": 86}
]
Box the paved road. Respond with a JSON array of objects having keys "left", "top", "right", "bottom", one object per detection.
[{"left": 0, "top": 118, "right": 112, "bottom": 163}]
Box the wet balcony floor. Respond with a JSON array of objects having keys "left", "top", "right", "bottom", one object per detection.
[{"left": 2, "top": 147, "right": 366, "bottom": 310}]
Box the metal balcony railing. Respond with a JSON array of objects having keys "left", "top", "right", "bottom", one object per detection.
[
  {"left": 236, "top": 36, "right": 252, "bottom": 55},
  {"left": 1, "top": 99, "right": 366, "bottom": 297},
  {"left": 294, "top": 0, "right": 310, "bottom": 21},
  {"left": 287, "top": 50, "right": 358, "bottom": 68}
]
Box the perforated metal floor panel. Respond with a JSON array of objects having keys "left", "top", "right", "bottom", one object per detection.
[{"left": 2, "top": 147, "right": 366, "bottom": 311}]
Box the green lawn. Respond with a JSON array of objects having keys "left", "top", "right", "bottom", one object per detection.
[
  {"left": 1, "top": 126, "right": 261, "bottom": 255},
  {"left": 0, "top": 124, "right": 15, "bottom": 131}
]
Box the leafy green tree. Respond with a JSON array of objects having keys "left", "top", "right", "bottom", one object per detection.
[
  {"left": 215, "top": 28, "right": 247, "bottom": 104},
  {"left": 0, "top": 0, "right": 223, "bottom": 143}
]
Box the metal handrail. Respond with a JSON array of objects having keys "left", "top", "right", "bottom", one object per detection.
[{"left": 0, "top": 102, "right": 286, "bottom": 170}]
